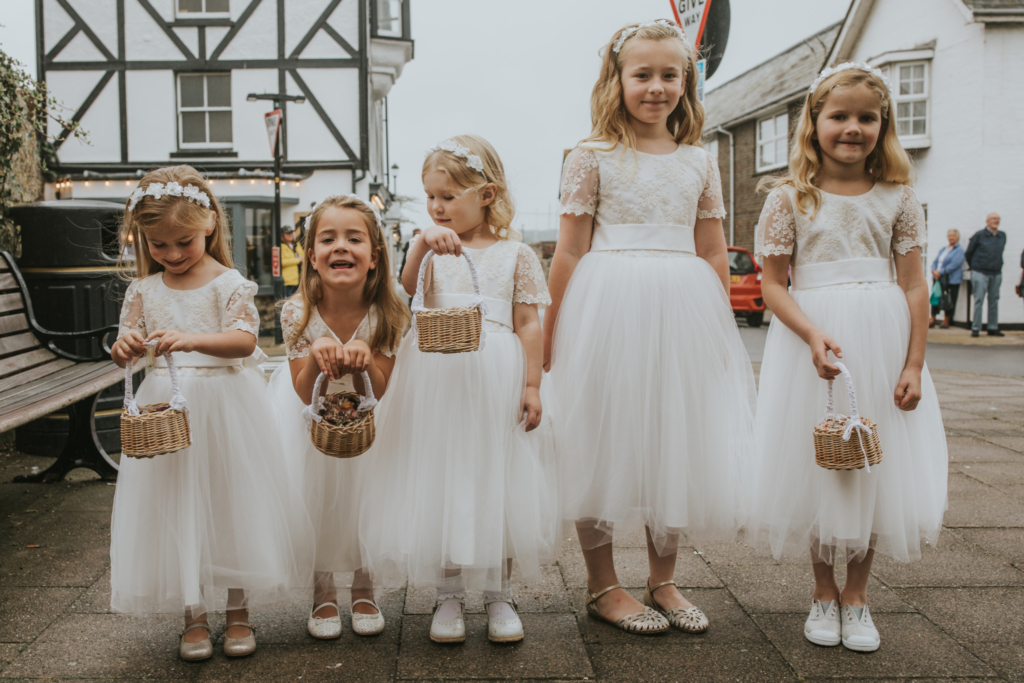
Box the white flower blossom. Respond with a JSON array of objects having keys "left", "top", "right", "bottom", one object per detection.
[
  {"left": 126, "top": 181, "right": 212, "bottom": 212},
  {"left": 426, "top": 139, "right": 486, "bottom": 175}
]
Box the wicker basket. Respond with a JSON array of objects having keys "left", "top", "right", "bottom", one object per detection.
[
  {"left": 813, "top": 362, "right": 883, "bottom": 471},
  {"left": 304, "top": 370, "right": 377, "bottom": 458},
  {"left": 411, "top": 250, "right": 485, "bottom": 354},
  {"left": 121, "top": 346, "right": 191, "bottom": 459}
]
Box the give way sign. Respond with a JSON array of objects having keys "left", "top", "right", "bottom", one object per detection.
[{"left": 670, "top": 0, "right": 731, "bottom": 79}]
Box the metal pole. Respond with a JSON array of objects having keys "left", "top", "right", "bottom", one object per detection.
[{"left": 272, "top": 99, "right": 284, "bottom": 344}]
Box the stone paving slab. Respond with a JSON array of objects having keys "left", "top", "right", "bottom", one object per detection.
[
  {"left": 558, "top": 544, "right": 723, "bottom": 589},
  {"left": 870, "top": 530, "right": 1024, "bottom": 587},
  {"left": 957, "top": 528, "right": 1024, "bottom": 566},
  {"left": 895, "top": 587, "right": 1024, "bottom": 644},
  {"left": 588, "top": 642, "right": 794, "bottom": 682},
  {"left": 0, "top": 643, "right": 25, "bottom": 675},
  {"left": 945, "top": 473, "right": 1024, "bottom": 527},
  {"left": 0, "top": 585, "right": 82, "bottom": 641}
]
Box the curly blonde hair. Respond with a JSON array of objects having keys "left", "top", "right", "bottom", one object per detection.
[
  {"left": 422, "top": 134, "right": 520, "bottom": 241},
  {"left": 583, "top": 20, "right": 704, "bottom": 151},
  {"left": 759, "top": 69, "right": 913, "bottom": 217}
]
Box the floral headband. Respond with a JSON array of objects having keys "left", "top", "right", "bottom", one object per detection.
[
  {"left": 127, "top": 181, "right": 210, "bottom": 212},
  {"left": 810, "top": 62, "right": 894, "bottom": 95},
  {"left": 425, "top": 139, "right": 485, "bottom": 175},
  {"left": 613, "top": 20, "right": 689, "bottom": 54}
]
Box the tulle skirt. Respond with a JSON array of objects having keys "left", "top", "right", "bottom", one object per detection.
[
  {"left": 359, "top": 330, "right": 560, "bottom": 593},
  {"left": 110, "top": 367, "right": 314, "bottom": 615},
  {"left": 749, "top": 283, "right": 948, "bottom": 563},
  {"left": 548, "top": 252, "right": 758, "bottom": 555}
]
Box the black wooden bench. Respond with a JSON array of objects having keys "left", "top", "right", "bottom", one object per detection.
[{"left": 0, "top": 251, "right": 127, "bottom": 482}]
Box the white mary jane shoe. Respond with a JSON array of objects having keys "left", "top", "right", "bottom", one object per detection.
[
  {"left": 351, "top": 599, "right": 385, "bottom": 636},
  {"left": 430, "top": 598, "right": 466, "bottom": 644},
  {"left": 804, "top": 599, "right": 841, "bottom": 647},
  {"left": 484, "top": 598, "right": 524, "bottom": 643},
  {"left": 841, "top": 604, "right": 880, "bottom": 652},
  {"left": 307, "top": 601, "right": 342, "bottom": 640}
]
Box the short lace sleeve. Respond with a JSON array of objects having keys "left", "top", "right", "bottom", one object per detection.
[
  {"left": 117, "top": 279, "right": 146, "bottom": 339},
  {"left": 697, "top": 150, "right": 727, "bottom": 220},
  {"left": 560, "top": 147, "right": 599, "bottom": 216},
  {"left": 513, "top": 244, "right": 552, "bottom": 306},
  {"left": 281, "top": 300, "right": 311, "bottom": 360},
  {"left": 892, "top": 186, "right": 927, "bottom": 256},
  {"left": 755, "top": 187, "right": 796, "bottom": 260},
  {"left": 224, "top": 277, "right": 260, "bottom": 338}
]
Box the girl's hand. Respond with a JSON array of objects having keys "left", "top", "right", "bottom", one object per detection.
[
  {"left": 147, "top": 330, "right": 197, "bottom": 356},
  {"left": 310, "top": 337, "right": 346, "bottom": 380},
  {"left": 522, "top": 386, "right": 543, "bottom": 432},
  {"left": 894, "top": 367, "right": 922, "bottom": 411},
  {"left": 339, "top": 340, "right": 373, "bottom": 376},
  {"left": 423, "top": 226, "right": 462, "bottom": 256},
  {"left": 809, "top": 330, "right": 843, "bottom": 380},
  {"left": 112, "top": 331, "right": 147, "bottom": 365}
]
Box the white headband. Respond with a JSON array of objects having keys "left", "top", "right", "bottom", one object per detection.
[
  {"left": 613, "top": 20, "right": 689, "bottom": 54},
  {"left": 425, "top": 139, "right": 485, "bottom": 175},
  {"left": 312, "top": 194, "right": 385, "bottom": 234},
  {"left": 810, "top": 62, "right": 894, "bottom": 95},
  {"left": 127, "top": 181, "right": 210, "bottom": 212}
]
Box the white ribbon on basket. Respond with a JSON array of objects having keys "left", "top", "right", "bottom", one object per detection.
[
  {"left": 823, "top": 361, "right": 873, "bottom": 472},
  {"left": 301, "top": 369, "right": 377, "bottom": 432},
  {"left": 122, "top": 340, "right": 188, "bottom": 417},
  {"left": 409, "top": 250, "right": 488, "bottom": 351}
]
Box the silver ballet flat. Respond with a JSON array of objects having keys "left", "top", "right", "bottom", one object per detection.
[
  {"left": 351, "top": 598, "right": 385, "bottom": 636},
  {"left": 179, "top": 622, "right": 213, "bottom": 661},
  {"left": 222, "top": 621, "right": 256, "bottom": 657},
  {"left": 307, "top": 601, "right": 342, "bottom": 640}
]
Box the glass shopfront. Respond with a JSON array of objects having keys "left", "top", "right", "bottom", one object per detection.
[{"left": 221, "top": 197, "right": 298, "bottom": 296}]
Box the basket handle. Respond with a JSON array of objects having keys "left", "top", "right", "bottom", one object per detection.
[
  {"left": 409, "top": 249, "right": 488, "bottom": 351},
  {"left": 301, "top": 369, "right": 377, "bottom": 431},
  {"left": 824, "top": 361, "right": 873, "bottom": 472},
  {"left": 122, "top": 339, "right": 188, "bottom": 417}
]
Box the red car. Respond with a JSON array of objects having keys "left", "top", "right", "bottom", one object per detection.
[{"left": 728, "top": 246, "right": 766, "bottom": 327}]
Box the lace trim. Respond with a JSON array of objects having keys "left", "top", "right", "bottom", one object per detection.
[
  {"left": 892, "top": 235, "right": 923, "bottom": 256},
  {"left": 756, "top": 244, "right": 794, "bottom": 259},
  {"left": 696, "top": 208, "right": 726, "bottom": 220},
  {"left": 560, "top": 201, "right": 596, "bottom": 216}
]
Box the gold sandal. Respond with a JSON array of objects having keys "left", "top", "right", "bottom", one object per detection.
[
  {"left": 585, "top": 584, "right": 669, "bottom": 635},
  {"left": 643, "top": 579, "right": 709, "bottom": 633}
]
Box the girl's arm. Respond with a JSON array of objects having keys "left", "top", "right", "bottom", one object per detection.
[
  {"left": 514, "top": 302, "right": 543, "bottom": 431},
  {"left": 891, "top": 187, "right": 930, "bottom": 411},
  {"left": 290, "top": 341, "right": 394, "bottom": 407},
  {"left": 543, "top": 214, "right": 592, "bottom": 370},
  {"left": 401, "top": 226, "right": 461, "bottom": 295},
  {"left": 148, "top": 330, "right": 256, "bottom": 359},
  {"left": 694, "top": 152, "right": 730, "bottom": 294}
]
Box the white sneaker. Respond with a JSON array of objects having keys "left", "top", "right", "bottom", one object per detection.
[
  {"left": 351, "top": 599, "right": 385, "bottom": 636},
  {"left": 429, "top": 598, "right": 465, "bottom": 643},
  {"left": 804, "top": 599, "right": 841, "bottom": 646},
  {"left": 307, "top": 602, "right": 342, "bottom": 640},
  {"left": 485, "top": 599, "right": 524, "bottom": 643},
  {"left": 841, "top": 604, "right": 880, "bottom": 652}
]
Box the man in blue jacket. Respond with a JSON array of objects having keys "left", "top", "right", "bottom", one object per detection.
[
  {"left": 965, "top": 213, "right": 1007, "bottom": 337},
  {"left": 930, "top": 229, "right": 965, "bottom": 328}
]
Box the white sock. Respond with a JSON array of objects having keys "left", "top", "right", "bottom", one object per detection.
[{"left": 434, "top": 599, "right": 462, "bottom": 621}]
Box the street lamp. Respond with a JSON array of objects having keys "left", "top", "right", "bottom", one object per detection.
[
  {"left": 390, "top": 163, "right": 399, "bottom": 194},
  {"left": 247, "top": 91, "right": 305, "bottom": 343}
]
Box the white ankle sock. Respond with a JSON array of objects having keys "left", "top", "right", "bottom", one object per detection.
[{"left": 434, "top": 599, "right": 462, "bottom": 621}]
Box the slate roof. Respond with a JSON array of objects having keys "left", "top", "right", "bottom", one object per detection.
[
  {"left": 704, "top": 22, "right": 841, "bottom": 131},
  {"left": 962, "top": 0, "right": 1024, "bottom": 10}
]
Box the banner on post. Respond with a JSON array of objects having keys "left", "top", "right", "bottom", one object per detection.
[
  {"left": 272, "top": 246, "right": 281, "bottom": 277},
  {"left": 264, "top": 108, "right": 282, "bottom": 156}
]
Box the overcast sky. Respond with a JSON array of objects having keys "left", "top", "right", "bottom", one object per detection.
[{"left": 0, "top": 0, "right": 850, "bottom": 236}]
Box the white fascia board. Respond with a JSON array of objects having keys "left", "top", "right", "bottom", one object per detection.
[{"left": 869, "top": 48, "right": 936, "bottom": 66}]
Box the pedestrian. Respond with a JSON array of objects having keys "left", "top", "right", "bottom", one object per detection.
[
  {"left": 267, "top": 195, "right": 408, "bottom": 641},
  {"left": 965, "top": 213, "right": 1007, "bottom": 337},
  {"left": 929, "top": 229, "right": 964, "bottom": 328},
  {"left": 280, "top": 223, "right": 304, "bottom": 298},
  {"left": 544, "top": 20, "right": 756, "bottom": 637},
  {"left": 751, "top": 64, "right": 947, "bottom": 654},
  {"left": 400, "top": 227, "right": 421, "bottom": 275},
  {"left": 109, "top": 165, "right": 313, "bottom": 661},
  {"left": 359, "top": 135, "right": 559, "bottom": 645}
]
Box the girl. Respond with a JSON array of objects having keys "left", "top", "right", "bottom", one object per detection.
[
  {"left": 110, "top": 165, "right": 313, "bottom": 661},
  {"left": 359, "top": 135, "right": 558, "bottom": 644},
  {"left": 750, "top": 64, "right": 947, "bottom": 652},
  {"left": 267, "top": 195, "right": 408, "bottom": 639},
  {"left": 544, "top": 20, "right": 756, "bottom": 635}
]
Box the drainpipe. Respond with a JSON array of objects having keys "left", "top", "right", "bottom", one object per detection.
[
  {"left": 716, "top": 126, "right": 735, "bottom": 246},
  {"left": 352, "top": 168, "right": 367, "bottom": 194}
]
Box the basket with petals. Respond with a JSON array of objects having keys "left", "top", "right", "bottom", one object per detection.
[
  {"left": 410, "top": 250, "right": 485, "bottom": 354},
  {"left": 120, "top": 342, "right": 191, "bottom": 458},
  {"left": 813, "top": 362, "right": 883, "bottom": 471},
  {"left": 303, "top": 370, "right": 377, "bottom": 458}
]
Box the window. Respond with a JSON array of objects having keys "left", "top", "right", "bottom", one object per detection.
[
  {"left": 244, "top": 207, "right": 273, "bottom": 289},
  {"left": 177, "top": 0, "right": 229, "bottom": 16},
  {"left": 757, "top": 111, "right": 788, "bottom": 172},
  {"left": 178, "top": 73, "right": 232, "bottom": 148},
  {"left": 893, "top": 62, "right": 929, "bottom": 138},
  {"left": 374, "top": 0, "right": 406, "bottom": 38}
]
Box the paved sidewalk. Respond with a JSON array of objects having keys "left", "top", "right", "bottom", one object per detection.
[{"left": 1, "top": 369, "right": 1023, "bottom": 682}]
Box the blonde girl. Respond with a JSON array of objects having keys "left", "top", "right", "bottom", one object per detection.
[
  {"left": 109, "top": 165, "right": 313, "bottom": 661},
  {"left": 750, "top": 64, "right": 946, "bottom": 652},
  {"left": 359, "top": 135, "right": 559, "bottom": 644},
  {"left": 267, "top": 195, "right": 407, "bottom": 640},
  {"left": 544, "top": 20, "right": 757, "bottom": 636}
]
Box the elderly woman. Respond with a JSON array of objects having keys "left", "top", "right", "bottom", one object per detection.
[{"left": 930, "top": 229, "right": 965, "bottom": 328}]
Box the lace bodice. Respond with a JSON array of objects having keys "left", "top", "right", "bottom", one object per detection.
[
  {"left": 117, "top": 270, "right": 260, "bottom": 341},
  {"left": 559, "top": 143, "right": 726, "bottom": 227},
  {"left": 425, "top": 240, "right": 550, "bottom": 332},
  {"left": 754, "top": 183, "right": 926, "bottom": 266},
  {"left": 281, "top": 300, "right": 395, "bottom": 362}
]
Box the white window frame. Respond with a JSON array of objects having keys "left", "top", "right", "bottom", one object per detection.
[
  {"left": 756, "top": 110, "right": 789, "bottom": 173},
  {"left": 881, "top": 60, "right": 931, "bottom": 148},
  {"left": 177, "top": 72, "right": 233, "bottom": 149},
  {"left": 175, "top": 0, "right": 230, "bottom": 19},
  {"left": 376, "top": 0, "right": 404, "bottom": 37}
]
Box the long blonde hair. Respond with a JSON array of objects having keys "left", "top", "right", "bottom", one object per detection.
[
  {"left": 286, "top": 195, "right": 409, "bottom": 353},
  {"left": 422, "top": 134, "right": 519, "bottom": 241},
  {"left": 759, "top": 69, "right": 912, "bottom": 216},
  {"left": 583, "top": 20, "right": 704, "bottom": 151},
  {"left": 119, "top": 165, "right": 231, "bottom": 278}
]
